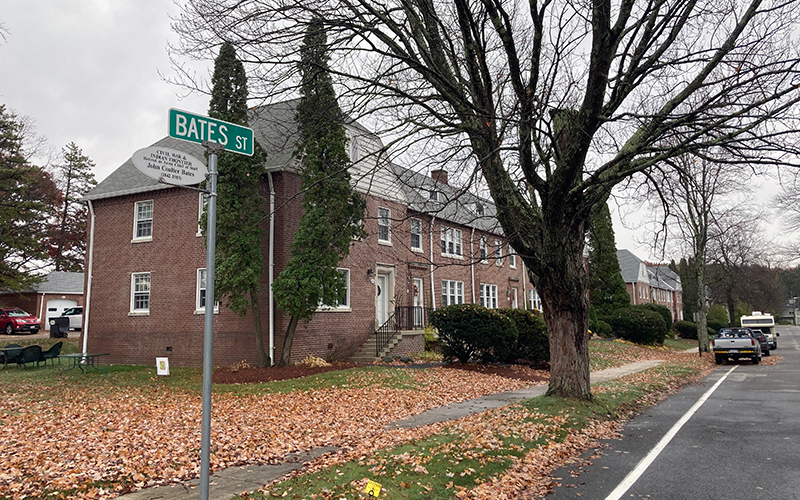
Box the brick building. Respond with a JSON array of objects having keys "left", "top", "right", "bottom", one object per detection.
[
  {"left": 82, "top": 101, "right": 539, "bottom": 367},
  {"left": 616, "top": 249, "right": 684, "bottom": 321}
]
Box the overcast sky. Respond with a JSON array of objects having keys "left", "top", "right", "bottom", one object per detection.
[
  {"left": 2, "top": 0, "right": 751, "bottom": 262},
  {"left": 1, "top": 0, "right": 209, "bottom": 180}
]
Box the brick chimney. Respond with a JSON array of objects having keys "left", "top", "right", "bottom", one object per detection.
[{"left": 431, "top": 169, "right": 448, "bottom": 185}]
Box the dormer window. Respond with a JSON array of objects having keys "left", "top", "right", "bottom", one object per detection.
[
  {"left": 429, "top": 190, "right": 440, "bottom": 201},
  {"left": 474, "top": 202, "right": 484, "bottom": 216}
]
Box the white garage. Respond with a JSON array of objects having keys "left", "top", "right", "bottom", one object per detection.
[{"left": 44, "top": 299, "right": 77, "bottom": 330}]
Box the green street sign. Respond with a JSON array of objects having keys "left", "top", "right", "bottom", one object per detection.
[{"left": 168, "top": 108, "right": 254, "bottom": 156}]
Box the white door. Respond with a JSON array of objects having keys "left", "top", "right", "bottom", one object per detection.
[
  {"left": 512, "top": 287, "right": 518, "bottom": 308},
  {"left": 44, "top": 299, "right": 77, "bottom": 330},
  {"left": 413, "top": 278, "right": 424, "bottom": 326},
  {"left": 376, "top": 274, "right": 389, "bottom": 326}
]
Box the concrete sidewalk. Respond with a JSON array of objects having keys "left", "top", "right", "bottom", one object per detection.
[{"left": 117, "top": 359, "right": 665, "bottom": 500}]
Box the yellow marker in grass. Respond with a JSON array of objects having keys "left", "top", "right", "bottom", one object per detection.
[{"left": 365, "top": 480, "right": 382, "bottom": 497}]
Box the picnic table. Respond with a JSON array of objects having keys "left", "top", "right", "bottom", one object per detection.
[
  {"left": 59, "top": 353, "right": 110, "bottom": 374},
  {"left": 0, "top": 346, "right": 23, "bottom": 369}
]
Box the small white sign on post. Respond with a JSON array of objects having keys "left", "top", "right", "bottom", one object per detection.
[
  {"left": 156, "top": 357, "right": 170, "bottom": 376},
  {"left": 131, "top": 146, "right": 207, "bottom": 186}
]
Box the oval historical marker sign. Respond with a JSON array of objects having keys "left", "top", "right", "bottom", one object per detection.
[{"left": 131, "top": 146, "right": 207, "bottom": 186}]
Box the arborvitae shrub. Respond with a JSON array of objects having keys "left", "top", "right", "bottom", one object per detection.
[
  {"left": 498, "top": 308, "right": 549, "bottom": 363},
  {"left": 675, "top": 320, "right": 698, "bottom": 339},
  {"left": 635, "top": 303, "right": 673, "bottom": 333},
  {"left": 430, "top": 304, "right": 518, "bottom": 363},
  {"left": 611, "top": 307, "right": 667, "bottom": 345}
]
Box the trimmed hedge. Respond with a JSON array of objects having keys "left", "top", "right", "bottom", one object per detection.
[
  {"left": 675, "top": 320, "right": 698, "bottom": 339},
  {"left": 498, "top": 308, "right": 550, "bottom": 363},
  {"left": 635, "top": 303, "right": 673, "bottom": 333},
  {"left": 430, "top": 304, "right": 518, "bottom": 363},
  {"left": 595, "top": 320, "right": 613, "bottom": 338},
  {"left": 611, "top": 307, "right": 667, "bottom": 345}
]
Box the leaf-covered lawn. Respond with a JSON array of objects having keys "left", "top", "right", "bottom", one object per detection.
[
  {"left": 0, "top": 368, "right": 532, "bottom": 498},
  {"left": 0, "top": 340, "right": 757, "bottom": 499}
]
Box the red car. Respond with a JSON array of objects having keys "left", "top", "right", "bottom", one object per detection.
[{"left": 0, "top": 308, "right": 41, "bottom": 335}]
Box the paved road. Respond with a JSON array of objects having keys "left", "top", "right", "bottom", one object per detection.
[{"left": 546, "top": 325, "right": 800, "bottom": 500}]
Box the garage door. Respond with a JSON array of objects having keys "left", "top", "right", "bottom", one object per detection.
[{"left": 45, "top": 299, "right": 77, "bottom": 330}]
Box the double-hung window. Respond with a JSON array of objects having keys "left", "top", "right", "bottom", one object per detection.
[
  {"left": 440, "top": 227, "right": 463, "bottom": 257},
  {"left": 479, "top": 237, "right": 488, "bottom": 262},
  {"left": 480, "top": 283, "right": 498, "bottom": 309},
  {"left": 495, "top": 240, "right": 503, "bottom": 266},
  {"left": 336, "top": 268, "right": 351, "bottom": 308},
  {"left": 410, "top": 218, "right": 422, "bottom": 251},
  {"left": 441, "top": 279, "right": 464, "bottom": 306},
  {"left": 196, "top": 269, "right": 219, "bottom": 312},
  {"left": 529, "top": 288, "right": 542, "bottom": 311},
  {"left": 378, "top": 207, "right": 391, "bottom": 244},
  {"left": 133, "top": 200, "right": 153, "bottom": 241},
  {"left": 319, "top": 268, "right": 351, "bottom": 310},
  {"left": 509, "top": 247, "right": 516, "bottom": 268},
  {"left": 130, "top": 272, "right": 151, "bottom": 313}
]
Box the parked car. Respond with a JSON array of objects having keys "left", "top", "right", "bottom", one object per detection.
[
  {"left": 712, "top": 327, "right": 761, "bottom": 364},
  {"left": 0, "top": 308, "right": 41, "bottom": 335},
  {"left": 750, "top": 329, "right": 770, "bottom": 357},
  {"left": 61, "top": 306, "right": 83, "bottom": 330}
]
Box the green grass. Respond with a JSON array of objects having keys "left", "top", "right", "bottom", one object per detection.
[
  {"left": 252, "top": 357, "right": 707, "bottom": 500},
  {"left": 663, "top": 338, "right": 698, "bottom": 350}
]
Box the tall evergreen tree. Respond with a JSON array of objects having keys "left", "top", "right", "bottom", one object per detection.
[
  {"left": 272, "top": 19, "right": 367, "bottom": 366},
  {"left": 0, "top": 104, "right": 57, "bottom": 291},
  {"left": 587, "top": 202, "right": 630, "bottom": 317},
  {"left": 50, "top": 142, "right": 97, "bottom": 271},
  {"left": 205, "top": 42, "right": 270, "bottom": 366}
]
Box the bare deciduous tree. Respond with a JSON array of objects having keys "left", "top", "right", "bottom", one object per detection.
[
  {"left": 170, "top": 0, "right": 800, "bottom": 399},
  {"left": 626, "top": 151, "right": 759, "bottom": 351}
]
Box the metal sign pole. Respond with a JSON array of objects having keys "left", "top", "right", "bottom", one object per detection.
[{"left": 199, "top": 141, "right": 221, "bottom": 500}]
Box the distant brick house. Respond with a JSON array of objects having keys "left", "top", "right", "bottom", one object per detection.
[
  {"left": 82, "top": 100, "right": 539, "bottom": 367},
  {"left": 0, "top": 271, "right": 84, "bottom": 331},
  {"left": 616, "top": 249, "right": 684, "bottom": 321}
]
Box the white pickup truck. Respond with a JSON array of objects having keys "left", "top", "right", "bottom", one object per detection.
[
  {"left": 61, "top": 306, "right": 83, "bottom": 330},
  {"left": 712, "top": 328, "right": 762, "bottom": 365}
]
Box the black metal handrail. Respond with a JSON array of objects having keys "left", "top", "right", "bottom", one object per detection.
[
  {"left": 394, "top": 306, "right": 432, "bottom": 331},
  {"left": 375, "top": 313, "right": 397, "bottom": 357}
]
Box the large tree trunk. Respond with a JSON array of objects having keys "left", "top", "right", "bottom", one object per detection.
[
  {"left": 535, "top": 215, "right": 593, "bottom": 401},
  {"left": 250, "top": 292, "right": 268, "bottom": 367},
  {"left": 279, "top": 315, "right": 299, "bottom": 366}
]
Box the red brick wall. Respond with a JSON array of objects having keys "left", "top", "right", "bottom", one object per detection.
[{"left": 86, "top": 171, "right": 536, "bottom": 367}]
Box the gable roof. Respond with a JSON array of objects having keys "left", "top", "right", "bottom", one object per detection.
[
  {"left": 616, "top": 249, "right": 645, "bottom": 283},
  {"left": 85, "top": 100, "right": 505, "bottom": 236},
  {"left": 0, "top": 271, "right": 85, "bottom": 295}
]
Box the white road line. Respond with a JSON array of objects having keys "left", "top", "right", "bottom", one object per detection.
[{"left": 604, "top": 365, "right": 737, "bottom": 500}]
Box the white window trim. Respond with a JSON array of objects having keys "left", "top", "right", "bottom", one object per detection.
[
  {"left": 480, "top": 283, "right": 498, "bottom": 309},
  {"left": 377, "top": 207, "right": 392, "bottom": 245},
  {"left": 318, "top": 268, "right": 352, "bottom": 312},
  {"left": 440, "top": 227, "right": 463, "bottom": 258},
  {"left": 528, "top": 288, "right": 542, "bottom": 311},
  {"left": 132, "top": 200, "right": 154, "bottom": 243},
  {"left": 479, "top": 237, "right": 488, "bottom": 263},
  {"left": 495, "top": 240, "right": 503, "bottom": 266},
  {"left": 509, "top": 248, "right": 517, "bottom": 269},
  {"left": 410, "top": 218, "right": 423, "bottom": 252},
  {"left": 441, "top": 279, "right": 464, "bottom": 306},
  {"left": 129, "top": 272, "right": 151, "bottom": 315},
  {"left": 195, "top": 268, "right": 219, "bottom": 314}
]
